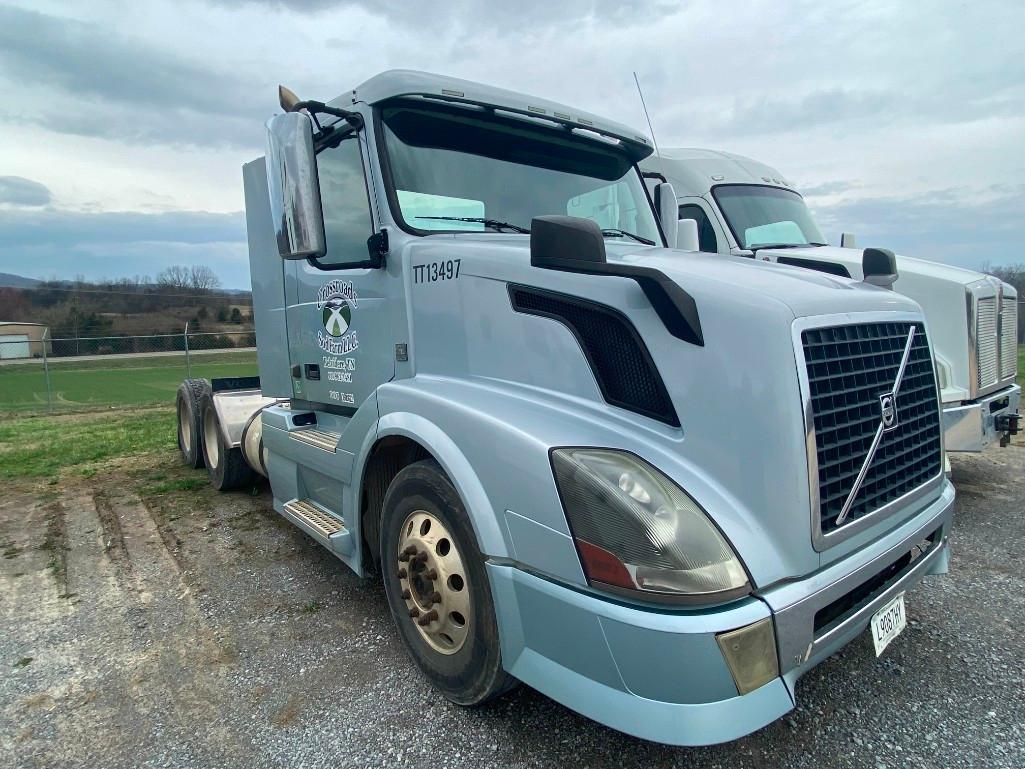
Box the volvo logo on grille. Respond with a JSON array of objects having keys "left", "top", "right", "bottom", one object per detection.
[
  {"left": 835, "top": 326, "right": 917, "bottom": 527},
  {"left": 879, "top": 393, "right": 898, "bottom": 431}
]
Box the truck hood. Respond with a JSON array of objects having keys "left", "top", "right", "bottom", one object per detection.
[
  {"left": 410, "top": 235, "right": 931, "bottom": 583},
  {"left": 755, "top": 244, "right": 987, "bottom": 286},
  {"left": 427, "top": 234, "right": 922, "bottom": 319}
]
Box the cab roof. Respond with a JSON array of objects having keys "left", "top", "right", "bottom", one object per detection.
[
  {"left": 329, "top": 69, "right": 654, "bottom": 163},
  {"left": 644, "top": 148, "right": 795, "bottom": 197}
]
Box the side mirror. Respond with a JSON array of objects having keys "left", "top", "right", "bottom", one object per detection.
[
  {"left": 265, "top": 112, "right": 326, "bottom": 260},
  {"left": 862, "top": 247, "right": 898, "bottom": 289},
  {"left": 840, "top": 232, "right": 857, "bottom": 248},
  {"left": 530, "top": 215, "right": 606, "bottom": 267},
  {"left": 653, "top": 182, "right": 678, "bottom": 249},
  {"left": 677, "top": 219, "right": 700, "bottom": 251}
]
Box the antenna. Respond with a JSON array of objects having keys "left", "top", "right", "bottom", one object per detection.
[{"left": 633, "top": 71, "right": 663, "bottom": 171}]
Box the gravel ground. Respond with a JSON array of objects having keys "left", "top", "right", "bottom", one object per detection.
[{"left": 2, "top": 440, "right": 1023, "bottom": 769}]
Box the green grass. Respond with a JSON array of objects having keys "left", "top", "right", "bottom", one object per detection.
[
  {"left": 0, "top": 350, "right": 257, "bottom": 413},
  {"left": 0, "top": 408, "right": 176, "bottom": 480}
]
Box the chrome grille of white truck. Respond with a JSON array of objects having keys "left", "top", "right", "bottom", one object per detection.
[
  {"left": 976, "top": 296, "right": 999, "bottom": 389},
  {"left": 1001, "top": 298, "right": 1018, "bottom": 381},
  {"left": 801, "top": 321, "right": 942, "bottom": 537}
]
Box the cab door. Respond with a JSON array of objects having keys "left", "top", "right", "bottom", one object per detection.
[{"left": 285, "top": 131, "right": 394, "bottom": 410}]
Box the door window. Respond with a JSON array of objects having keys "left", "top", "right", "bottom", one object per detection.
[
  {"left": 678, "top": 204, "right": 719, "bottom": 253},
  {"left": 313, "top": 136, "right": 374, "bottom": 269}
]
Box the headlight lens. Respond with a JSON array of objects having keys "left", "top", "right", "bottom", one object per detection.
[{"left": 551, "top": 448, "right": 750, "bottom": 602}]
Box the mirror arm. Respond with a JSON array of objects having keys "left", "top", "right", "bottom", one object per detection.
[{"left": 291, "top": 100, "right": 365, "bottom": 131}]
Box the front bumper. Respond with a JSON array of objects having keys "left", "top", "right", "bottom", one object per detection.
[
  {"left": 488, "top": 481, "right": 954, "bottom": 746},
  {"left": 943, "top": 384, "right": 1021, "bottom": 452}
]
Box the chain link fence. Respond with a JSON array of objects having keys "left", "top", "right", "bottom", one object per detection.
[{"left": 0, "top": 328, "right": 258, "bottom": 415}]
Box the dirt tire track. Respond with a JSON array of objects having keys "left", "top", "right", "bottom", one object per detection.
[{"left": 92, "top": 489, "right": 131, "bottom": 572}]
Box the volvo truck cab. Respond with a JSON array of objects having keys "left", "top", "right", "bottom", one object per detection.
[
  {"left": 175, "top": 72, "right": 954, "bottom": 746},
  {"left": 643, "top": 148, "right": 1021, "bottom": 456}
]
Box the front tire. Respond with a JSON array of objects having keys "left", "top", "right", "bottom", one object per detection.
[
  {"left": 199, "top": 393, "right": 256, "bottom": 492},
  {"left": 380, "top": 460, "right": 516, "bottom": 706}
]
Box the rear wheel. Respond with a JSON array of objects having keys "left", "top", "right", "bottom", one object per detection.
[
  {"left": 380, "top": 460, "right": 516, "bottom": 706},
  {"left": 176, "top": 379, "right": 210, "bottom": 469},
  {"left": 200, "top": 392, "right": 256, "bottom": 492}
]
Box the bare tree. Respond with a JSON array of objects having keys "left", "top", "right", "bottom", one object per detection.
[
  {"left": 156, "top": 265, "right": 192, "bottom": 290},
  {"left": 188, "top": 265, "right": 221, "bottom": 291}
]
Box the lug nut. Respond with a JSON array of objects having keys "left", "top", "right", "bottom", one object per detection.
[
  {"left": 401, "top": 589, "right": 411, "bottom": 600},
  {"left": 408, "top": 607, "right": 420, "bottom": 618},
  {"left": 413, "top": 552, "right": 428, "bottom": 566},
  {"left": 429, "top": 591, "right": 442, "bottom": 605},
  {"left": 417, "top": 609, "right": 438, "bottom": 626},
  {"left": 397, "top": 568, "right": 407, "bottom": 579},
  {"left": 398, "top": 545, "right": 417, "bottom": 563},
  {"left": 424, "top": 569, "right": 438, "bottom": 580}
]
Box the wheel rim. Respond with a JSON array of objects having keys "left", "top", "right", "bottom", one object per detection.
[
  {"left": 202, "top": 407, "right": 220, "bottom": 468},
  {"left": 178, "top": 398, "right": 192, "bottom": 452},
  {"left": 396, "top": 510, "right": 471, "bottom": 655}
]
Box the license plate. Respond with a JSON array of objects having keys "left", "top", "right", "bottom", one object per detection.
[{"left": 870, "top": 593, "right": 906, "bottom": 657}]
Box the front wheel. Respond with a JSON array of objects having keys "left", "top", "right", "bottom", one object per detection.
[{"left": 380, "top": 460, "right": 516, "bottom": 706}]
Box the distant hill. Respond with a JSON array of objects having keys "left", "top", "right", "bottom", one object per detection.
[{"left": 0, "top": 272, "right": 41, "bottom": 288}]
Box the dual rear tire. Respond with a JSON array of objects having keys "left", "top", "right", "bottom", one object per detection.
[
  {"left": 176, "top": 379, "right": 210, "bottom": 469},
  {"left": 199, "top": 391, "right": 256, "bottom": 492},
  {"left": 175, "top": 378, "right": 254, "bottom": 491}
]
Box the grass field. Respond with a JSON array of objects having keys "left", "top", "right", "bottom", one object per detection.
[
  {"left": 0, "top": 350, "right": 258, "bottom": 413},
  {"left": 0, "top": 407, "right": 176, "bottom": 482}
]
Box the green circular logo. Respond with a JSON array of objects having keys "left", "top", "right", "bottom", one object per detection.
[{"left": 322, "top": 298, "right": 352, "bottom": 337}]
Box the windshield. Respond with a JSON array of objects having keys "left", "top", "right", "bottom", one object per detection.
[
  {"left": 712, "top": 185, "right": 825, "bottom": 249},
  {"left": 379, "top": 102, "right": 661, "bottom": 244}
]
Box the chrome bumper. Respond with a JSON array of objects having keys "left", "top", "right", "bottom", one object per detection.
[
  {"left": 943, "top": 384, "right": 1021, "bottom": 452},
  {"left": 761, "top": 480, "right": 954, "bottom": 681}
]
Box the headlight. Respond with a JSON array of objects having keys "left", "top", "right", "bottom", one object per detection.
[{"left": 551, "top": 448, "right": 750, "bottom": 603}]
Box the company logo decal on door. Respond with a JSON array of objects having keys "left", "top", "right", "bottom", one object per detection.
[{"left": 317, "top": 279, "right": 360, "bottom": 355}]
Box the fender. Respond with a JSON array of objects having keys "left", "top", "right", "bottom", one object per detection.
[{"left": 372, "top": 410, "right": 513, "bottom": 559}]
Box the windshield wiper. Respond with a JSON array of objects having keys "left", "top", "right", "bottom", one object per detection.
[
  {"left": 415, "top": 216, "right": 530, "bottom": 234},
  {"left": 748, "top": 242, "right": 819, "bottom": 254},
  {"left": 601, "top": 228, "right": 656, "bottom": 246}
]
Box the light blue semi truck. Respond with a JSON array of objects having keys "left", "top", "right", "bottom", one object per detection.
[{"left": 175, "top": 71, "right": 954, "bottom": 745}]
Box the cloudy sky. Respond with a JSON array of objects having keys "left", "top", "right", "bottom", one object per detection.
[{"left": 0, "top": 0, "right": 1022, "bottom": 288}]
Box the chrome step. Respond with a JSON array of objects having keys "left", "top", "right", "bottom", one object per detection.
[
  {"left": 289, "top": 428, "right": 340, "bottom": 453},
  {"left": 282, "top": 499, "right": 344, "bottom": 537}
]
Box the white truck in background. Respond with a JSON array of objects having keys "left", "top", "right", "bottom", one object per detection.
[{"left": 644, "top": 148, "right": 1021, "bottom": 455}]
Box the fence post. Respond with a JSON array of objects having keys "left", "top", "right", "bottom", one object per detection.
[
  {"left": 41, "top": 328, "right": 53, "bottom": 413},
  {"left": 184, "top": 322, "right": 192, "bottom": 379}
]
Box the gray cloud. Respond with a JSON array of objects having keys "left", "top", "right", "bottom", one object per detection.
[
  {"left": 0, "top": 6, "right": 268, "bottom": 148},
  {"left": 810, "top": 184, "right": 1025, "bottom": 270},
  {"left": 0, "top": 206, "right": 249, "bottom": 287},
  {"left": 0, "top": 207, "right": 245, "bottom": 249},
  {"left": 215, "top": 0, "right": 677, "bottom": 25},
  {"left": 0, "top": 176, "right": 52, "bottom": 206},
  {"left": 0, "top": 6, "right": 253, "bottom": 114}
]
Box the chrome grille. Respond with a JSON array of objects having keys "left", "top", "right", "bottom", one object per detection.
[
  {"left": 1001, "top": 298, "right": 1018, "bottom": 380},
  {"left": 976, "top": 296, "right": 999, "bottom": 389},
  {"left": 802, "top": 322, "right": 942, "bottom": 535}
]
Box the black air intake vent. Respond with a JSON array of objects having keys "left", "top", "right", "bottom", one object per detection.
[{"left": 509, "top": 285, "right": 679, "bottom": 427}]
